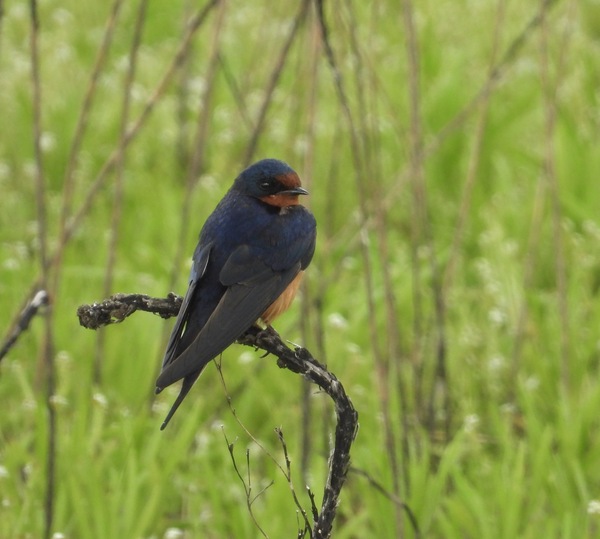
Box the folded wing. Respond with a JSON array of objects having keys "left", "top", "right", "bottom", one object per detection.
[{"left": 157, "top": 247, "right": 299, "bottom": 389}]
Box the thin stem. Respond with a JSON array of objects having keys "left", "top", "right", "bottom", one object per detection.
[
  {"left": 52, "top": 0, "right": 125, "bottom": 297},
  {"left": 401, "top": 0, "right": 450, "bottom": 443},
  {"left": 95, "top": 0, "right": 149, "bottom": 384},
  {"left": 243, "top": 0, "right": 311, "bottom": 166},
  {"left": 29, "top": 2, "right": 56, "bottom": 537},
  {"left": 540, "top": 0, "right": 571, "bottom": 388},
  {"left": 443, "top": 0, "right": 507, "bottom": 292}
]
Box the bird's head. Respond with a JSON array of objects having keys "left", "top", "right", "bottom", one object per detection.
[{"left": 234, "top": 158, "right": 308, "bottom": 208}]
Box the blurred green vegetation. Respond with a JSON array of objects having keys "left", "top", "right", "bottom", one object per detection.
[{"left": 1, "top": 0, "right": 600, "bottom": 537}]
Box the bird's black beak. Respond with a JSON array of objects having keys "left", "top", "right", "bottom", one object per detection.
[{"left": 279, "top": 186, "right": 309, "bottom": 196}]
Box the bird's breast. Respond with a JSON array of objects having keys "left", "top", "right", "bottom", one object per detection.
[{"left": 261, "top": 271, "right": 304, "bottom": 325}]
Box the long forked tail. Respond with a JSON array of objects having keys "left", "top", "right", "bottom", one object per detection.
[{"left": 158, "top": 370, "right": 201, "bottom": 430}]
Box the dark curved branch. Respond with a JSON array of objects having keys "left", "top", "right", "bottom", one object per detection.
[
  {"left": 77, "top": 292, "right": 358, "bottom": 539},
  {"left": 238, "top": 325, "right": 358, "bottom": 538},
  {"left": 76, "top": 292, "right": 183, "bottom": 328}
]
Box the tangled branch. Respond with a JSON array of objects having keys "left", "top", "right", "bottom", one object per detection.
[{"left": 77, "top": 292, "right": 358, "bottom": 539}]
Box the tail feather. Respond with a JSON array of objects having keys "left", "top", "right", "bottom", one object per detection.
[{"left": 159, "top": 370, "right": 201, "bottom": 430}]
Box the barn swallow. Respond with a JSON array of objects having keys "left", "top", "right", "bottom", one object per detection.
[{"left": 156, "top": 158, "right": 316, "bottom": 429}]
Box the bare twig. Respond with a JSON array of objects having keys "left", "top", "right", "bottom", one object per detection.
[
  {"left": 77, "top": 293, "right": 358, "bottom": 539},
  {"left": 168, "top": 0, "right": 227, "bottom": 294},
  {"left": 0, "top": 290, "right": 49, "bottom": 363},
  {"left": 348, "top": 466, "right": 421, "bottom": 538},
  {"left": 28, "top": 3, "right": 57, "bottom": 539},
  {"left": 215, "top": 359, "right": 313, "bottom": 534},
  {"left": 428, "top": 0, "right": 560, "bottom": 154},
  {"left": 540, "top": 0, "right": 571, "bottom": 388},
  {"left": 276, "top": 428, "right": 312, "bottom": 538},
  {"left": 510, "top": 169, "right": 546, "bottom": 397},
  {"left": 243, "top": 0, "right": 311, "bottom": 166},
  {"left": 314, "top": 5, "right": 402, "bottom": 536},
  {"left": 217, "top": 52, "right": 253, "bottom": 131},
  {"left": 401, "top": 0, "right": 450, "bottom": 448},
  {"left": 223, "top": 431, "right": 272, "bottom": 539},
  {"left": 0, "top": 0, "right": 5, "bottom": 57},
  {"left": 510, "top": 0, "right": 568, "bottom": 398},
  {"left": 52, "top": 0, "right": 125, "bottom": 297},
  {"left": 298, "top": 11, "right": 322, "bottom": 486},
  {"left": 339, "top": 0, "right": 409, "bottom": 531},
  {"left": 443, "top": 0, "right": 507, "bottom": 292},
  {"left": 95, "top": 0, "right": 149, "bottom": 384},
  {"left": 77, "top": 293, "right": 183, "bottom": 329}
]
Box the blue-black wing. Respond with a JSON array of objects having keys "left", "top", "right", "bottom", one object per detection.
[
  {"left": 157, "top": 245, "right": 300, "bottom": 390},
  {"left": 161, "top": 242, "right": 213, "bottom": 370}
]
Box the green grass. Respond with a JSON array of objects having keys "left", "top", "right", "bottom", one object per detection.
[{"left": 2, "top": 0, "right": 600, "bottom": 537}]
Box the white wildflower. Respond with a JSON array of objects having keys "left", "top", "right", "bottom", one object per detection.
[
  {"left": 463, "top": 414, "right": 479, "bottom": 433},
  {"left": 238, "top": 351, "right": 255, "bottom": 365},
  {"left": 524, "top": 376, "right": 540, "bottom": 391},
  {"left": 164, "top": 528, "right": 184, "bottom": 539},
  {"left": 92, "top": 393, "right": 108, "bottom": 409},
  {"left": 587, "top": 499, "right": 600, "bottom": 515},
  {"left": 488, "top": 308, "right": 506, "bottom": 325},
  {"left": 327, "top": 313, "right": 348, "bottom": 330}
]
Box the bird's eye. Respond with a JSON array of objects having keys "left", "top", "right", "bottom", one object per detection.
[{"left": 260, "top": 181, "right": 272, "bottom": 191}]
